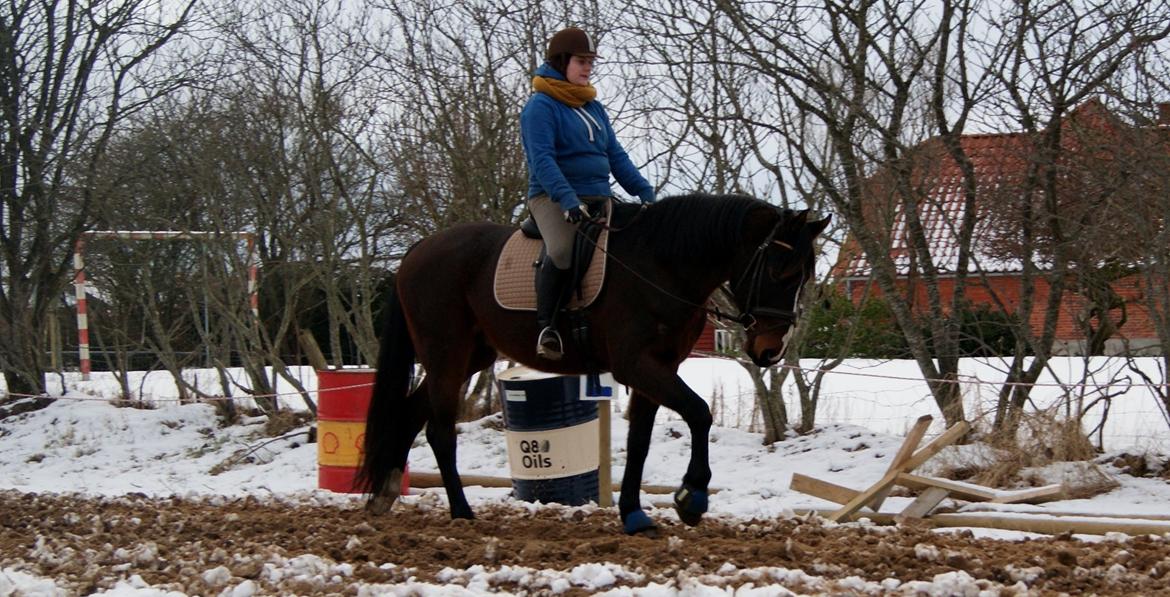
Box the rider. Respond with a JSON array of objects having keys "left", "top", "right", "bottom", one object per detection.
[{"left": 521, "top": 26, "right": 656, "bottom": 361}]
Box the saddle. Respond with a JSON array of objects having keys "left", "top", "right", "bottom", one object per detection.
[{"left": 493, "top": 211, "right": 609, "bottom": 312}]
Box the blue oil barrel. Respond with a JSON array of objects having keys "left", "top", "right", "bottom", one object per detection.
[{"left": 497, "top": 366, "right": 599, "bottom": 506}]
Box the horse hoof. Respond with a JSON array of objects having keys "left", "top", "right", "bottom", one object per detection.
[
  {"left": 366, "top": 470, "right": 404, "bottom": 515},
  {"left": 673, "top": 484, "right": 708, "bottom": 527},
  {"left": 636, "top": 526, "right": 660, "bottom": 539},
  {"left": 622, "top": 510, "right": 657, "bottom": 536},
  {"left": 366, "top": 494, "right": 396, "bottom": 516}
]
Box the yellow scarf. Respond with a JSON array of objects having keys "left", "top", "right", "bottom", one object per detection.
[{"left": 532, "top": 76, "right": 597, "bottom": 108}]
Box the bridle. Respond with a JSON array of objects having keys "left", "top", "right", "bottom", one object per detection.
[{"left": 724, "top": 222, "right": 807, "bottom": 333}]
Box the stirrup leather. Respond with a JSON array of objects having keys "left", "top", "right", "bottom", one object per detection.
[{"left": 536, "top": 326, "right": 564, "bottom": 360}]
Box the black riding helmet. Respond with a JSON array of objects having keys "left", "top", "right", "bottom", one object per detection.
[{"left": 546, "top": 27, "right": 601, "bottom": 76}]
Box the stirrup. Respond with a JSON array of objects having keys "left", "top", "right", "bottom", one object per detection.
[{"left": 536, "top": 327, "right": 564, "bottom": 360}]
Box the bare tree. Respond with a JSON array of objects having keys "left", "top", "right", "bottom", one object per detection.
[
  {"left": 0, "top": 0, "right": 194, "bottom": 395},
  {"left": 1117, "top": 88, "right": 1170, "bottom": 431},
  {"left": 615, "top": 0, "right": 856, "bottom": 441},
  {"left": 212, "top": 0, "right": 405, "bottom": 370},
  {"left": 976, "top": 0, "right": 1170, "bottom": 432},
  {"left": 78, "top": 238, "right": 207, "bottom": 402},
  {"left": 703, "top": 0, "right": 1170, "bottom": 434},
  {"left": 80, "top": 0, "right": 400, "bottom": 412},
  {"left": 706, "top": 0, "right": 993, "bottom": 427},
  {"left": 372, "top": 0, "right": 534, "bottom": 238}
]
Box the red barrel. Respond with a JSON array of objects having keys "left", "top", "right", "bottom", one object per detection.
[{"left": 317, "top": 368, "right": 409, "bottom": 494}]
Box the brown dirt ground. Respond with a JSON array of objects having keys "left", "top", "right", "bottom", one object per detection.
[{"left": 2, "top": 490, "right": 1169, "bottom": 595}]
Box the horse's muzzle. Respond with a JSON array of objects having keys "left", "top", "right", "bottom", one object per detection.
[
  {"left": 751, "top": 348, "right": 782, "bottom": 367},
  {"left": 745, "top": 340, "right": 785, "bottom": 367}
]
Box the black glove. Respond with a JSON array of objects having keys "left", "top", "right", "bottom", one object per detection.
[{"left": 564, "top": 205, "right": 590, "bottom": 224}]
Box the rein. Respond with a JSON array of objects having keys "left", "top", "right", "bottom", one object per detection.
[{"left": 574, "top": 213, "right": 799, "bottom": 330}]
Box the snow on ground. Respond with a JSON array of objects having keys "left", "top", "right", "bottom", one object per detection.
[{"left": 2, "top": 358, "right": 1169, "bottom": 595}]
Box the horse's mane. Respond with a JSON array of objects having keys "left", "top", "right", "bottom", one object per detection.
[{"left": 611, "top": 193, "right": 772, "bottom": 263}]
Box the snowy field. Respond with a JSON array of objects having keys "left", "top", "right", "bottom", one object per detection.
[{"left": 1, "top": 357, "right": 1169, "bottom": 595}]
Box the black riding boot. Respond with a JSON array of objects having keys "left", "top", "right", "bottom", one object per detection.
[{"left": 535, "top": 257, "right": 570, "bottom": 360}]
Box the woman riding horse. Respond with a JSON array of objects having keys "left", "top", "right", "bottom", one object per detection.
[
  {"left": 521, "top": 27, "right": 656, "bottom": 360},
  {"left": 356, "top": 189, "right": 829, "bottom": 535}
]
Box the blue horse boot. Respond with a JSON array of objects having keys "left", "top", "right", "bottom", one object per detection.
[
  {"left": 673, "top": 484, "right": 708, "bottom": 526},
  {"left": 622, "top": 510, "right": 658, "bottom": 536}
]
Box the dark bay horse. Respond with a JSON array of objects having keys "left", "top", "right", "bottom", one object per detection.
[{"left": 358, "top": 193, "right": 829, "bottom": 535}]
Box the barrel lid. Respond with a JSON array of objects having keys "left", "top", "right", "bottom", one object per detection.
[
  {"left": 317, "top": 367, "right": 377, "bottom": 374},
  {"left": 498, "top": 365, "right": 564, "bottom": 382}
]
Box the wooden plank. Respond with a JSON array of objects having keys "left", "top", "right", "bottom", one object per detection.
[
  {"left": 790, "top": 473, "right": 862, "bottom": 506},
  {"left": 598, "top": 404, "right": 612, "bottom": 507},
  {"left": 896, "top": 473, "right": 998, "bottom": 502},
  {"left": 407, "top": 471, "right": 716, "bottom": 495},
  {"left": 990, "top": 484, "right": 1065, "bottom": 505},
  {"left": 810, "top": 510, "right": 1170, "bottom": 537},
  {"left": 887, "top": 415, "right": 934, "bottom": 468},
  {"left": 897, "top": 487, "right": 950, "bottom": 520},
  {"left": 890, "top": 421, "right": 970, "bottom": 478},
  {"left": 896, "top": 474, "right": 1065, "bottom": 505},
  {"left": 827, "top": 421, "right": 970, "bottom": 522},
  {"left": 867, "top": 415, "right": 933, "bottom": 511},
  {"left": 409, "top": 471, "right": 511, "bottom": 488},
  {"left": 961, "top": 509, "right": 1170, "bottom": 522}
]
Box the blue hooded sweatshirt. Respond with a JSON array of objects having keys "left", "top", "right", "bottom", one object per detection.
[{"left": 521, "top": 63, "right": 654, "bottom": 211}]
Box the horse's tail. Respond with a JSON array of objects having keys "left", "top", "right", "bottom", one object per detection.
[{"left": 355, "top": 280, "right": 415, "bottom": 506}]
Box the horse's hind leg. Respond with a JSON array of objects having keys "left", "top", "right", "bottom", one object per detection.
[{"left": 422, "top": 337, "right": 497, "bottom": 520}]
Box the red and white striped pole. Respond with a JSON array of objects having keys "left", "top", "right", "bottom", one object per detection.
[
  {"left": 246, "top": 234, "right": 259, "bottom": 319},
  {"left": 73, "top": 238, "right": 91, "bottom": 381}
]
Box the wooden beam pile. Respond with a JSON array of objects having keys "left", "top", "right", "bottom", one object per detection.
[{"left": 789, "top": 415, "right": 1065, "bottom": 522}]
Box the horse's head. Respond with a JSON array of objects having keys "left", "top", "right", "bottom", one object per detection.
[{"left": 733, "top": 208, "right": 830, "bottom": 367}]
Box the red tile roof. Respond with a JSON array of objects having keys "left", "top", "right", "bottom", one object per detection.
[{"left": 834, "top": 100, "right": 1170, "bottom": 280}]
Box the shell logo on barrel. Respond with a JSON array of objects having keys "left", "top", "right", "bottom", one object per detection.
[
  {"left": 321, "top": 432, "right": 340, "bottom": 455},
  {"left": 318, "top": 430, "right": 364, "bottom": 457},
  {"left": 317, "top": 421, "right": 365, "bottom": 466}
]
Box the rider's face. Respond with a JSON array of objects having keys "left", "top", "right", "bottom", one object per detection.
[{"left": 566, "top": 55, "right": 595, "bottom": 86}]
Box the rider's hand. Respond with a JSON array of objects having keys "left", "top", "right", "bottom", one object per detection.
[
  {"left": 564, "top": 205, "right": 590, "bottom": 224},
  {"left": 639, "top": 189, "right": 656, "bottom": 204}
]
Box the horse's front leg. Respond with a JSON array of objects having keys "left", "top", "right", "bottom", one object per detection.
[
  {"left": 616, "top": 365, "right": 714, "bottom": 531},
  {"left": 660, "top": 377, "right": 713, "bottom": 527},
  {"left": 617, "top": 391, "right": 659, "bottom": 535}
]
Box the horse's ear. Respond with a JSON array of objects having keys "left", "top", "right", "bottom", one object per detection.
[
  {"left": 808, "top": 215, "right": 831, "bottom": 237},
  {"left": 783, "top": 208, "right": 810, "bottom": 226}
]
